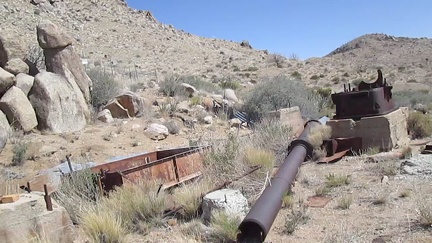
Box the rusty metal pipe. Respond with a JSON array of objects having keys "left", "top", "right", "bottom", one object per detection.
[{"left": 237, "top": 120, "right": 321, "bottom": 243}]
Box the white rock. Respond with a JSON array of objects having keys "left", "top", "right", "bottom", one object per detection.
[
  {"left": 223, "top": 88, "right": 239, "bottom": 102},
  {"left": 144, "top": 123, "right": 169, "bottom": 140},
  {"left": 97, "top": 109, "right": 114, "bottom": 123},
  {"left": 202, "top": 189, "right": 249, "bottom": 224},
  {"left": 203, "top": 115, "right": 213, "bottom": 124}
]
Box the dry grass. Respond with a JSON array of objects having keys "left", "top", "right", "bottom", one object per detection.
[
  {"left": 80, "top": 206, "right": 127, "bottom": 243},
  {"left": 308, "top": 125, "right": 332, "bottom": 148},
  {"left": 283, "top": 204, "right": 310, "bottom": 235},
  {"left": 337, "top": 195, "right": 353, "bottom": 210},
  {"left": 325, "top": 173, "right": 351, "bottom": 188},
  {"left": 54, "top": 169, "right": 101, "bottom": 224},
  {"left": 210, "top": 210, "right": 241, "bottom": 243},
  {"left": 101, "top": 180, "right": 167, "bottom": 232},
  {"left": 180, "top": 219, "right": 206, "bottom": 242},
  {"left": 374, "top": 160, "right": 399, "bottom": 176},
  {"left": 242, "top": 147, "right": 275, "bottom": 171},
  {"left": 417, "top": 197, "right": 432, "bottom": 227},
  {"left": 173, "top": 180, "right": 213, "bottom": 219},
  {"left": 407, "top": 111, "right": 432, "bottom": 139}
]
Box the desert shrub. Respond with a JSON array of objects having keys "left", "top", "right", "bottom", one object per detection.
[
  {"left": 210, "top": 211, "right": 241, "bottom": 242},
  {"left": 242, "top": 75, "right": 321, "bottom": 121},
  {"left": 54, "top": 169, "right": 101, "bottom": 223},
  {"left": 159, "top": 74, "right": 184, "bottom": 97},
  {"left": 407, "top": 111, "right": 432, "bottom": 139},
  {"left": 325, "top": 173, "right": 351, "bottom": 188},
  {"left": 337, "top": 195, "right": 353, "bottom": 210},
  {"left": 219, "top": 80, "right": 240, "bottom": 90},
  {"left": 310, "top": 75, "right": 320, "bottom": 80},
  {"left": 270, "top": 53, "right": 286, "bottom": 68},
  {"left": 158, "top": 98, "right": 179, "bottom": 117},
  {"left": 291, "top": 71, "right": 302, "bottom": 79},
  {"left": 87, "top": 68, "right": 121, "bottom": 108},
  {"left": 284, "top": 204, "right": 309, "bottom": 234},
  {"left": 163, "top": 120, "right": 180, "bottom": 134},
  {"left": 181, "top": 75, "right": 221, "bottom": 94},
  {"left": 190, "top": 96, "right": 202, "bottom": 106},
  {"left": 393, "top": 90, "right": 432, "bottom": 108},
  {"left": 249, "top": 118, "right": 293, "bottom": 162},
  {"left": 315, "top": 185, "right": 331, "bottom": 196},
  {"left": 173, "top": 180, "right": 212, "bottom": 219},
  {"left": 417, "top": 197, "right": 432, "bottom": 227},
  {"left": 244, "top": 67, "right": 259, "bottom": 72},
  {"left": 11, "top": 142, "right": 28, "bottom": 166}
]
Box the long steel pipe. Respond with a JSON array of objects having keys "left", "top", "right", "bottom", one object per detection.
[{"left": 237, "top": 120, "right": 321, "bottom": 243}]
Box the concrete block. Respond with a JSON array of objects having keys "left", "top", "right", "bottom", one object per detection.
[
  {"left": 202, "top": 189, "right": 249, "bottom": 224},
  {"left": 327, "top": 108, "right": 409, "bottom": 151},
  {"left": 268, "top": 106, "right": 304, "bottom": 136},
  {"left": 0, "top": 192, "right": 74, "bottom": 243}
]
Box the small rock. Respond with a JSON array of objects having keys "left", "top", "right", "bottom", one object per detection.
[
  {"left": 144, "top": 123, "right": 169, "bottom": 140},
  {"left": 203, "top": 115, "right": 213, "bottom": 124},
  {"left": 229, "top": 118, "right": 242, "bottom": 127},
  {"left": 181, "top": 83, "right": 198, "bottom": 96},
  {"left": 380, "top": 175, "right": 389, "bottom": 184},
  {"left": 131, "top": 124, "right": 141, "bottom": 130},
  {"left": 97, "top": 109, "right": 114, "bottom": 123},
  {"left": 176, "top": 100, "right": 190, "bottom": 114}
]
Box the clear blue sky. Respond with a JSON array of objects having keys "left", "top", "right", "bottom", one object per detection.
[{"left": 126, "top": 0, "right": 432, "bottom": 60}]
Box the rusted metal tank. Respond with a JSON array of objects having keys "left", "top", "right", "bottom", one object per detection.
[{"left": 237, "top": 120, "right": 321, "bottom": 243}]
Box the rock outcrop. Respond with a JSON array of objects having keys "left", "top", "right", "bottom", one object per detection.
[
  {"left": 37, "top": 20, "right": 92, "bottom": 103},
  {"left": 29, "top": 71, "right": 88, "bottom": 133},
  {"left": 0, "top": 31, "right": 27, "bottom": 67}
]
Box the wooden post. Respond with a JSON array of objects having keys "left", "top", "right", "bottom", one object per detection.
[{"left": 43, "top": 184, "right": 53, "bottom": 211}]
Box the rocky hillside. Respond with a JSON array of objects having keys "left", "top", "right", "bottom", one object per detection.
[{"left": 1, "top": 0, "right": 432, "bottom": 92}]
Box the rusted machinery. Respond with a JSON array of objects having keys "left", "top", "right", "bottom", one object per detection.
[
  {"left": 331, "top": 69, "right": 396, "bottom": 120},
  {"left": 237, "top": 120, "right": 321, "bottom": 243}
]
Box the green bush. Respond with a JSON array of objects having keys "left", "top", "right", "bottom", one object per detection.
[
  {"left": 242, "top": 75, "right": 321, "bottom": 121},
  {"left": 407, "top": 111, "right": 432, "bottom": 139},
  {"left": 87, "top": 68, "right": 121, "bottom": 108}
]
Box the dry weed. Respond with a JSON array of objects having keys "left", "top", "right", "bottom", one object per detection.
[
  {"left": 337, "top": 195, "right": 353, "bottom": 210},
  {"left": 242, "top": 147, "right": 275, "bottom": 171},
  {"left": 210, "top": 210, "right": 241, "bottom": 242},
  {"left": 173, "top": 180, "right": 213, "bottom": 220},
  {"left": 80, "top": 205, "right": 127, "bottom": 243}
]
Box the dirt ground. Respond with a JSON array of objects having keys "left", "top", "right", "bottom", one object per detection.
[{"left": 1, "top": 114, "right": 432, "bottom": 243}]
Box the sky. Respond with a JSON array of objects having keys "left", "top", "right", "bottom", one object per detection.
[{"left": 126, "top": 0, "right": 432, "bottom": 60}]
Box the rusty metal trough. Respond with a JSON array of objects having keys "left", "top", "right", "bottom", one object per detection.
[{"left": 91, "top": 146, "right": 208, "bottom": 192}]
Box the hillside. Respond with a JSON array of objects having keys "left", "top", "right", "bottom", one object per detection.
[{"left": 2, "top": 0, "right": 432, "bottom": 92}]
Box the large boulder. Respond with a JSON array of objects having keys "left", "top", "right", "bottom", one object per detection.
[
  {"left": 29, "top": 71, "right": 88, "bottom": 133},
  {"left": 103, "top": 91, "right": 147, "bottom": 118},
  {"left": 0, "top": 31, "right": 27, "bottom": 67},
  {"left": 15, "top": 73, "right": 34, "bottom": 96},
  {"left": 0, "top": 86, "right": 38, "bottom": 132},
  {"left": 0, "top": 111, "right": 10, "bottom": 153},
  {"left": 37, "top": 21, "right": 92, "bottom": 103},
  {"left": 36, "top": 20, "right": 73, "bottom": 49},
  {"left": 0, "top": 67, "right": 15, "bottom": 95},
  {"left": 4, "top": 58, "right": 29, "bottom": 75},
  {"left": 223, "top": 88, "right": 239, "bottom": 103}
]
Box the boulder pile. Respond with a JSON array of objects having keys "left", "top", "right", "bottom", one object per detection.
[{"left": 0, "top": 20, "right": 91, "bottom": 153}]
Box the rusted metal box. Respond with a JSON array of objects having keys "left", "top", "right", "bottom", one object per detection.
[{"left": 91, "top": 146, "right": 208, "bottom": 192}]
